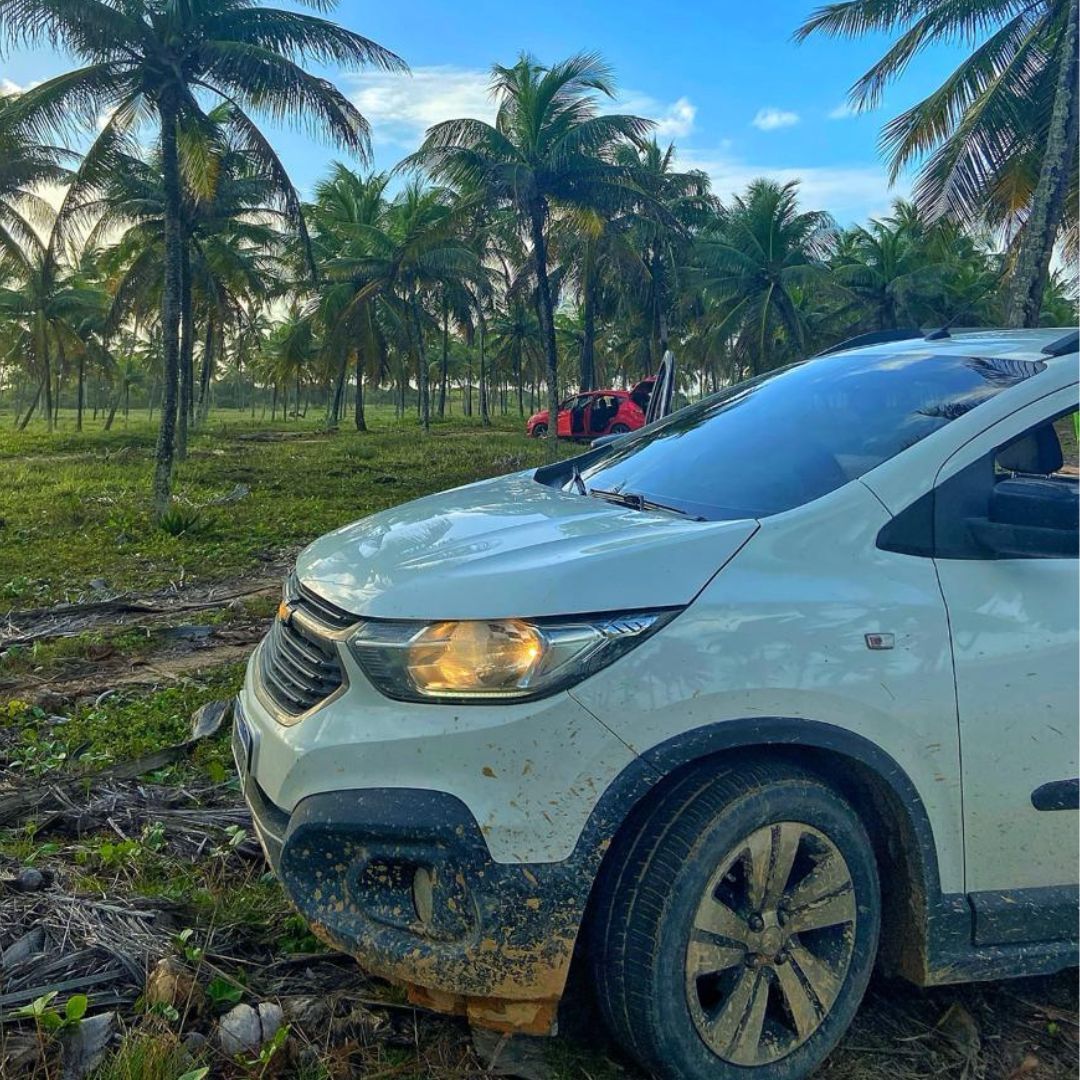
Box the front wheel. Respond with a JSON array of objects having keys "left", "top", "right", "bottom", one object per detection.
[
  {"left": 531, "top": 423, "right": 548, "bottom": 438},
  {"left": 590, "top": 760, "right": 880, "bottom": 1080},
  {"left": 609, "top": 422, "right": 631, "bottom": 434}
]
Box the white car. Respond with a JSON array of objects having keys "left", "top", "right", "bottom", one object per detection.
[{"left": 235, "top": 328, "right": 1079, "bottom": 1080}]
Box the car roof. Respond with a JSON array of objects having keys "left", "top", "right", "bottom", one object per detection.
[{"left": 834, "top": 327, "right": 1078, "bottom": 365}]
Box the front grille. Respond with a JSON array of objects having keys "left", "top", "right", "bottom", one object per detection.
[
  {"left": 288, "top": 573, "right": 358, "bottom": 631},
  {"left": 259, "top": 577, "right": 358, "bottom": 718}
]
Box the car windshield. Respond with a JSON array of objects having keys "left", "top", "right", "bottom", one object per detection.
[{"left": 576, "top": 350, "right": 1046, "bottom": 521}]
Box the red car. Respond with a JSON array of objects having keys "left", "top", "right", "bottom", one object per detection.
[{"left": 526, "top": 379, "right": 655, "bottom": 439}]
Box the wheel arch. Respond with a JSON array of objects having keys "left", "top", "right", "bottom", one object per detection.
[{"left": 562, "top": 716, "right": 949, "bottom": 1021}]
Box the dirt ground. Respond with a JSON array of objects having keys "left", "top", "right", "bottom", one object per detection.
[{"left": 0, "top": 580, "right": 1076, "bottom": 1079}]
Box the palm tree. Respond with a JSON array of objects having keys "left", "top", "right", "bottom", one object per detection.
[
  {"left": 410, "top": 52, "right": 652, "bottom": 448},
  {"left": 307, "top": 165, "right": 392, "bottom": 430},
  {"left": 0, "top": 91, "right": 67, "bottom": 279},
  {"left": 614, "top": 140, "right": 717, "bottom": 370},
  {"left": 319, "top": 181, "right": 480, "bottom": 431},
  {"left": 694, "top": 180, "right": 834, "bottom": 373},
  {"left": 94, "top": 126, "right": 287, "bottom": 450},
  {"left": 0, "top": 242, "right": 111, "bottom": 430},
  {"left": 489, "top": 297, "right": 543, "bottom": 416},
  {"left": 1039, "top": 268, "right": 1080, "bottom": 325},
  {"left": 265, "top": 304, "right": 316, "bottom": 421},
  {"left": 831, "top": 211, "right": 937, "bottom": 330},
  {"left": 1, "top": 0, "right": 404, "bottom": 514},
  {"left": 795, "top": 0, "right": 1079, "bottom": 328}
]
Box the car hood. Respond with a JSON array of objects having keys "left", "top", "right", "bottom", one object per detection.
[{"left": 296, "top": 472, "right": 759, "bottom": 620}]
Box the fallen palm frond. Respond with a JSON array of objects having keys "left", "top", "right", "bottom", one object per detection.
[
  {"left": 1, "top": 579, "right": 280, "bottom": 652},
  {"left": 0, "top": 701, "right": 231, "bottom": 827}
]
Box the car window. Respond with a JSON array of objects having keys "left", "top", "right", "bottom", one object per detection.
[
  {"left": 995, "top": 409, "right": 1078, "bottom": 479},
  {"left": 578, "top": 351, "right": 1046, "bottom": 521},
  {"left": 929, "top": 408, "right": 1078, "bottom": 560},
  {"left": 1053, "top": 412, "right": 1078, "bottom": 476}
]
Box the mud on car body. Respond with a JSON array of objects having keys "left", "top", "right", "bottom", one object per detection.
[{"left": 236, "top": 328, "right": 1080, "bottom": 1080}]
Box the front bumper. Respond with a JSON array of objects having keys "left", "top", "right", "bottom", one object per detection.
[{"left": 232, "top": 683, "right": 628, "bottom": 1034}]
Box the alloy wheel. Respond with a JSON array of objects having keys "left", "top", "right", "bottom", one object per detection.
[{"left": 684, "top": 821, "right": 857, "bottom": 1066}]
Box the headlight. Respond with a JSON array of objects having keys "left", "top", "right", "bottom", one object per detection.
[{"left": 347, "top": 610, "right": 678, "bottom": 703}]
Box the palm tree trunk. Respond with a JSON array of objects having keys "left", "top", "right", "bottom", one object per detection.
[
  {"left": 105, "top": 382, "right": 123, "bottom": 431},
  {"left": 439, "top": 299, "right": 449, "bottom": 418},
  {"left": 581, "top": 268, "right": 597, "bottom": 391},
  {"left": 153, "top": 92, "right": 183, "bottom": 519},
  {"left": 1006, "top": 0, "right": 1079, "bottom": 328},
  {"left": 354, "top": 342, "right": 367, "bottom": 431},
  {"left": 478, "top": 312, "right": 490, "bottom": 427},
  {"left": 76, "top": 353, "right": 85, "bottom": 431},
  {"left": 43, "top": 366, "right": 53, "bottom": 431},
  {"left": 37, "top": 318, "right": 53, "bottom": 433},
  {"left": 529, "top": 200, "right": 559, "bottom": 453},
  {"left": 17, "top": 380, "right": 42, "bottom": 431},
  {"left": 197, "top": 315, "right": 215, "bottom": 425},
  {"left": 328, "top": 347, "right": 348, "bottom": 427},
  {"left": 177, "top": 242, "right": 193, "bottom": 458},
  {"left": 412, "top": 291, "right": 430, "bottom": 432},
  {"left": 466, "top": 346, "right": 473, "bottom": 417}
]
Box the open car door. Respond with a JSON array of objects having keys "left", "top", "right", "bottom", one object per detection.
[
  {"left": 645, "top": 350, "right": 676, "bottom": 424},
  {"left": 591, "top": 351, "right": 677, "bottom": 449}
]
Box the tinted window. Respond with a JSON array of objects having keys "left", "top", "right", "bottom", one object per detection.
[{"left": 578, "top": 352, "right": 1045, "bottom": 520}]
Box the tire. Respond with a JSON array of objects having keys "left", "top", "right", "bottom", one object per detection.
[
  {"left": 531, "top": 423, "right": 548, "bottom": 438},
  {"left": 610, "top": 423, "right": 630, "bottom": 434},
  {"left": 590, "top": 759, "right": 880, "bottom": 1080}
]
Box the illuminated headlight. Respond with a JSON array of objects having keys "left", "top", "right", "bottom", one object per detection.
[{"left": 347, "top": 611, "right": 678, "bottom": 703}]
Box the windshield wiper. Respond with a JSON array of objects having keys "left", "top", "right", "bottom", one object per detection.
[{"left": 588, "top": 487, "right": 705, "bottom": 521}]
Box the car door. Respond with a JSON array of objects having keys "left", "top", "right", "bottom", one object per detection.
[
  {"left": 589, "top": 394, "right": 616, "bottom": 434},
  {"left": 572, "top": 394, "right": 595, "bottom": 437},
  {"left": 556, "top": 397, "right": 576, "bottom": 438},
  {"left": 932, "top": 389, "right": 1079, "bottom": 944}
]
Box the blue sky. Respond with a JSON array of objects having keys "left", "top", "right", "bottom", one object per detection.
[{"left": 0, "top": 0, "right": 966, "bottom": 225}]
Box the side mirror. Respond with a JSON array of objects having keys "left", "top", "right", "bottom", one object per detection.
[{"left": 967, "top": 476, "right": 1078, "bottom": 558}]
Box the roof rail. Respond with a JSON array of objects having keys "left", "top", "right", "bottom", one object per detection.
[
  {"left": 1041, "top": 330, "right": 1079, "bottom": 358},
  {"left": 814, "top": 328, "right": 923, "bottom": 357}
]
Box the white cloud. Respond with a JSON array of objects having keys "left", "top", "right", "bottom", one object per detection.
[
  {"left": 1, "top": 77, "right": 37, "bottom": 95},
  {"left": 828, "top": 102, "right": 857, "bottom": 120},
  {"left": 347, "top": 66, "right": 495, "bottom": 146},
  {"left": 752, "top": 107, "right": 800, "bottom": 132},
  {"left": 655, "top": 96, "right": 697, "bottom": 138},
  {"left": 676, "top": 146, "right": 909, "bottom": 224},
  {"left": 347, "top": 66, "right": 697, "bottom": 148},
  {"left": 618, "top": 92, "right": 696, "bottom": 139}
]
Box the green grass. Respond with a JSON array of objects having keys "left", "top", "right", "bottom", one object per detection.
[
  {"left": 3, "top": 664, "right": 244, "bottom": 774},
  {"left": 0, "top": 627, "right": 159, "bottom": 675},
  {"left": 0, "top": 595, "right": 273, "bottom": 686},
  {"left": 0, "top": 406, "right": 607, "bottom": 1079},
  {"left": 0, "top": 405, "right": 567, "bottom": 608}
]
